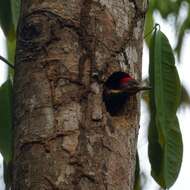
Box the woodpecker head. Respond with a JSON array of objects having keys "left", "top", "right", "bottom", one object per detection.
[
  {"left": 103, "top": 71, "right": 150, "bottom": 116},
  {"left": 104, "top": 71, "right": 150, "bottom": 94}
]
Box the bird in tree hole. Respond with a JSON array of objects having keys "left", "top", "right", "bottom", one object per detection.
[{"left": 103, "top": 71, "right": 150, "bottom": 116}]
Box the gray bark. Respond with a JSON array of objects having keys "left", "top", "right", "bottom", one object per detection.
[{"left": 13, "top": 0, "right": 147, "bottom": 189}]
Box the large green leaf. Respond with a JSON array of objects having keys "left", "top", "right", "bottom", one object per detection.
[
  {"left": 134, "top": 152, "right": 142, "bottom": 190},
  {"left": 0, "top": 0, "right": 15, "bottom": 39},
  {"left": 11, "top": 0, "right": 21, "bottom": 31},
  {"left": 0, "top": 79, "right": 13, "bottom": 163},
  {"left": 144, "top": 10, "right": 154, "bottom": 46},
  {"left": 148, "top": 29, "right": 183, "bottom": 188},
  {"left": 0, "top": 0, "right": 20, "bottom": 40},
  {"left": 7, "top": 37, "right": 16, "bottom": 77},
  {"left": 3, "top": 160, "right": 12, "bottom": 190},
  {"left": 142, "top": 81, "right": 190, "bottom": 110}
]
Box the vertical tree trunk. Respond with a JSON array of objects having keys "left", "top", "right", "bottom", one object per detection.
[{"left": 13, "top": 0, "right": 147, "bottom": 189}]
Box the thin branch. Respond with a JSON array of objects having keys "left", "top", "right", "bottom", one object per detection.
[{"left": 0, "top": 55, "right": 14, "bottom": 69}]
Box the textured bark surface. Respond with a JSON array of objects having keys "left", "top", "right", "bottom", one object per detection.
[{"left": 13, "top": 0, "right": 147, "bottom": 189}]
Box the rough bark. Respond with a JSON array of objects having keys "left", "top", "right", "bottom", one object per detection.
[{"left": 13, "top": 0, "right": 147, "bottom": 189}]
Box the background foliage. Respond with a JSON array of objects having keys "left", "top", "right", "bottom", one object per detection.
[{"left": 145, "top": 0, "right": 190, "bottom": 58}]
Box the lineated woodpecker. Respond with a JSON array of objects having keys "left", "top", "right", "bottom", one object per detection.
[{"left": 103, "top": 71, "right": 150, "bottom": 116}]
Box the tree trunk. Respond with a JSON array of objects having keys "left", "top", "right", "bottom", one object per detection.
[{"left": 13, "top": 0, "right": 147, "bottom": 189}]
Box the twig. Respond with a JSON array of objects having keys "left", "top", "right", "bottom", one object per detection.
[{"left": 0, "top": 55, "right": 14, "bottom": 69}]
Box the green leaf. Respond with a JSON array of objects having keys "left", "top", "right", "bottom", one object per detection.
[
  {"left": 152, "top": 0, "right": 181, "bottom": 18},
  {"left": 11, "top": 0, "right": 21, "bottom": 31},
  {"left": 141, "top": 80, "right": 190, "bottom": 110},
  {"left": 7, "top": 37, "right": 16, "bottom": 77},
  {"left": 175, "top": 15, "right": 190, "bottom": 58},
  {"left": 0, "top": 0, "right": 15, "bottom": 39},
  {"left": 134, "top": 152, "right": 141, "bottom": 190},
  {"left": 148, "top": 29, "right": 183, "bottom": 188},
  {"left": 3, "top": 160, "right": 12, "bottom": 190},
  {"left": 144, "top": 10, "right": 154, "bottom": 46},
  {"left": 179, "top": 84, "right": 190, "bottom": 109},
  {"left": 147, "top": 0, "right": 189, "bottom": 60},
  {"left": 0, "top": 79, "right": 13, "bottom": 163}
]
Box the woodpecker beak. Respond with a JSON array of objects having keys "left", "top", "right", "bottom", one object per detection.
[{"left": 119, "top": 79, "right": 151, "bottom": 94}]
